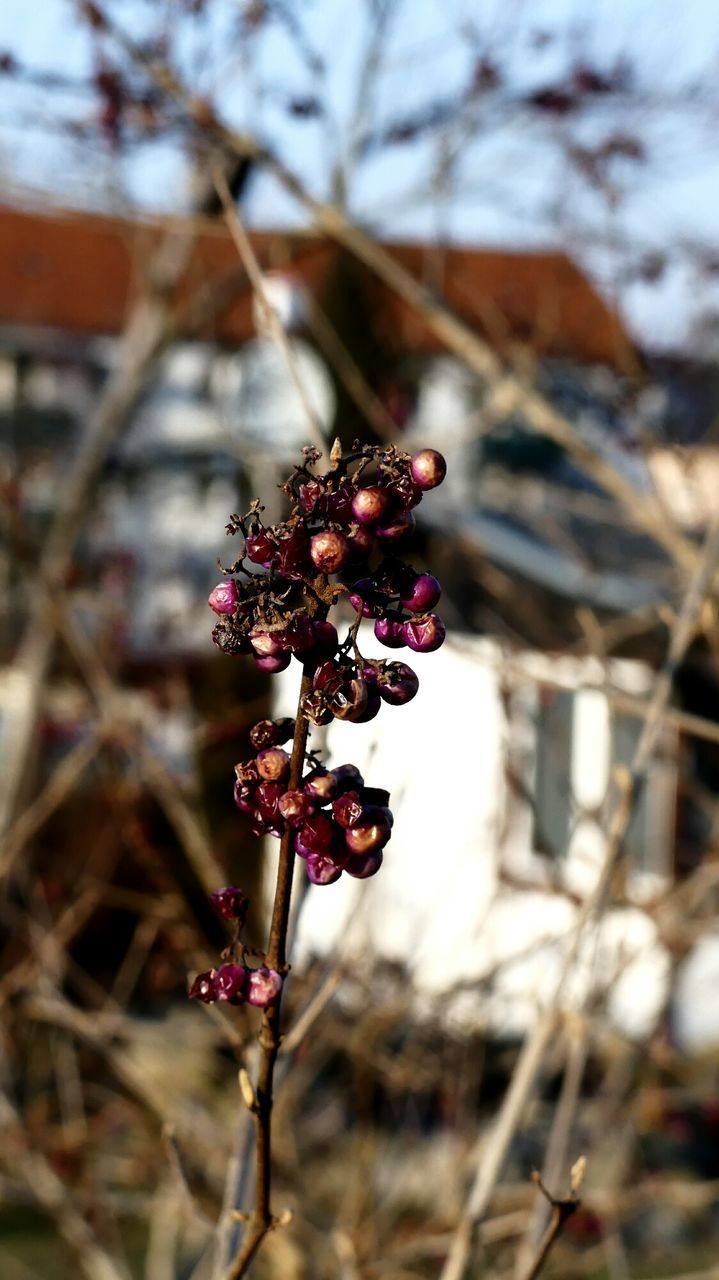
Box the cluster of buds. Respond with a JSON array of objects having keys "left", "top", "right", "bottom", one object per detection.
[
  {"left": 189, "top": 887, "right": 283, "bottom": 1008},
  {"left": 235, "top": 726, "right": 393, "bottom": 884},
  {"left": 190, "top": 441, "right": 446, "bottom": 1002},
  {"left": 208, "top": 442, "right": 446, "bottom": 719}
]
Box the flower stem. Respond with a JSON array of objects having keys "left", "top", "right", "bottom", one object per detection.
[{"left": 223, "top": 671, "right": 312, "bottom": 1280}]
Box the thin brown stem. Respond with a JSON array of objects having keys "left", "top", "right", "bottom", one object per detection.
[
  {"left": 223, "top": 672, "right": 312, "bottom": 1280},
  {"left": 519, "top": 1200, "right": 577, "bottom": 1280}
]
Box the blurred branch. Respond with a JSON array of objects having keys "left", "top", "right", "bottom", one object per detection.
[
  {"left": 211, "top": 164, "right": 327, "bottom": 459},
  {"left": 514, "top": 1021, "right": 589, "bottom": 1277},
  {"left": 0, "top": 1092, "right": 128, "bottom": 1280},
  {"left": 518, "top": 1166, "right": 583, "bottom": 1280},
  {"left": 0, "top": 731, "right": 100, "bottom": 882}
]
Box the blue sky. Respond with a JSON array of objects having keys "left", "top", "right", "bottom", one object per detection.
[{"left": 2, "top": 0, "right": 719, "bottom": 352}]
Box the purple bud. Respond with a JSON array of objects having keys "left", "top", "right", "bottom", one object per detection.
[
  {"left": 296, "top": 812, "right": 344, "bottom": 858},
  {"left": 282, "top": 614, "right": 314, "bottom": 653},
  {"left": 294, "top": 620, "right": 339, "bottom": 664},
  {"left": 387, "top": 473, "right": 423, "bottom": 510},
  {"left": 351, "top": 486, "right": 392, "bottom": 527},
  {"left": 376, "top": 510, "right": 416, "bottom": 542},
  {"left": 333, "top": 790, "right": 364, "bottom": 828},
  {"left": 256, "top": 748, "right": 290, "bottom": 782},
  {"left": 410, "top": 448, "right": 446, "bottom": 490},
  {"left": 279, "top": 789, "right": 316, "bottom": 827},
  {"left": 245, "top": 530, "right": 275, "bottom": 566},
  {"left": 306, "top": 853, "right": 343, "bottom": 885},
  {"left": 400, "top": 573, "right": 441, "bottom": 613},
  {"left": 276, "top": 527, "right": 311, "bottom": 576},
  {"left": 324, "top": 483, "right": 355, "bottom": 523},
  {"left": 379, "top": 661, "right": 419, "bottom": 706},
  {"left": 346, "top": 524, "right": 375, "bottom": 560},
  {"left": 234, "top": 779, "right": 257, "bottom": 814},
  {"left": 249, "top": 718, "right": 294, "bottom": 750},
  {"left": 361, "top": 786, "right": 391, "bottom": 808},
  {"left": 345, "top": 849, "right": 384, "bottom": 879},
  {"left": 348, "top": 578, "right": 383, "bottom": 618},
  {"left": 330, "top": 677, "right": 369, "bottom": 722},
  {"left": 351, "top": 683, "right": 382, "bottom": 723},
  {"left": 313, "top": 658, "right": 343, "bottom": 693},
  {"left": 403, "top": 613, "right": 446, "bottom": 653},
  {"left": 214, "top": 963, "right": 248, "bottom": 1004},
  {"left": 255, "top": 780, "right": 284, "bottom": 825},
  {"left": 254, "top": 652, "right": 291, "bottom": 674},
  {"left": 210, "top": 886, "right": 249, "bottom": 922},
  {"left": 189, "top": 970, "right": 217, "bottom": 1003},
  {"left": 303, "top": 768, "right": 337, "bottom": 804},
  {"left": 208, "top": 579, "right": 239, "bottom": 615},
  {"left": 332, "top": 764, "right": 365, "bottom": 793},
  {"left": 344, "top": 807, "right": 392, "bottom": 855},
  {"left": 247, "top": 967, "right": 284, "bottom": 1007},
  {"left": 250, "top": 631, "right": 285, "bottom": 659},
  {"left": 298, "top": 478, "right": 325, "bottom": 513},
  {"left": 374, "top": 617, "right": 406, "bottom": 649},
  {"left": 310, "top": 530, "right": 350, "bottom": 574}
]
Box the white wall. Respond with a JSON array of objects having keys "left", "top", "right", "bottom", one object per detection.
[{"left": 269, "top": 638, "right": 678, "bottom": 1043}]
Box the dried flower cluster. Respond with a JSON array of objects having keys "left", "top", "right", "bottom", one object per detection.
[{"left": 190, "top": 439, "right": 446, "bottom": 1004}]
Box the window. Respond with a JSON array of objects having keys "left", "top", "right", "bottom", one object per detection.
[{"left": 533, "top": 688, "right": 574, "bottom": 859}]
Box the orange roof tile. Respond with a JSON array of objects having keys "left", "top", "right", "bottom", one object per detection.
[{"left": 0, "top": 203, "right": 634, "bottom": 370}]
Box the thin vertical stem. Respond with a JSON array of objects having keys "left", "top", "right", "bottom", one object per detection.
[{"left": 223, "top": 671, "right": 312, "bottom": 1280}]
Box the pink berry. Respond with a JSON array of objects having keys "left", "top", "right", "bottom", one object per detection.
[
  {"left": 247, "top": 967, "right": 283, "bottom": 1007},
  {"left": 310, "top": 530, "right": 350, "bottom": 574},
  {"left": 214, "top": 963, "right": 249, "bottom": 1004},
  {"left": 208, "top": 579, "right": 239, "bottom": 615},
  {"left": 345, "top": 849, "right": 383, "bottom": 879},
  {"left": 351, "top": 486, "right": 392, "bottom": 526},
  {"left": 188, "top": 970, "right": 217, "bottom": 1003},
  {"left": 250, "top": 631, "right": 285, "bottom": 659},
  {"left": 410, "top": 448, "right": 446, "bottom": 490},
  {"left": 253, "top": 652, "right": 291, "bottom": 674},
  {"left": 303, "top": 768, "right": 337, "bottom": 803},
  {"left": 374, "top": 617, "right": 406, "bottom": 648},
  {"left": 344, "top": 807, "right": 392, "bottom": 855},
  {"left": 245, "top": 530, "right": 274, "bottom": 566},
  {"left": 256, "top": 748, "right": 290, "bottom": 782},
  {"left": 400, "top": 573, "right": 441, "bottom": 613},
  {"left": 210, "top": 887, "right": 249, "bottom": 921},
  {"left": 279, "top": 789, "right": 316, "bottom": 827},
  {"left": 403, "top": 613, "right": 446, "bottom": 653},
  {"left": 305, "top": 853, "right": 343, "bottom": 885},
  {"left": 379, "top": 662, "right": 419, "bottom": 705},
  {"left": 376, "top": 510, "right": 416, "bottom": 542}
]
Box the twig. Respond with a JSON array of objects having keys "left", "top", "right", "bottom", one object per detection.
[
  {"left": 281, "top": 966, "right": 341, "bottom": 1056},
  {"left": 0, "top": 731, "right": 100, "bottom": 882},
  {"left": 514, "top": 1017, "right": 589, "bottom": 1277},
  {"left": 0, "top": 1092, "right": 129, "bottom": 1280},
  {"left": 211, "top": 166, "right": 327, "bottom": 460},
  {"left": 518, "top": 1167, "right": 583, "bottom": 1280}
]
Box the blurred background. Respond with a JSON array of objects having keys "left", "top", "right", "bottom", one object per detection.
[{"left": 3, "top": 2, "right": 719, "bottom": 1277}]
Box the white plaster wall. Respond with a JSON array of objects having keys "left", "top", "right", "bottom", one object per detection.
[{"left": 269, "top": 638, "right": 678, "bottom": 1043}]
